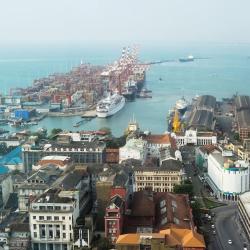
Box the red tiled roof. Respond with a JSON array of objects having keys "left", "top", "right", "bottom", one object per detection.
[{"left": 110, "top": 187, "right": 126, "bottom": 200}]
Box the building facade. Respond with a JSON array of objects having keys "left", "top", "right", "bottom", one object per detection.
[
  {"left": 119, "top": 138, "right": 147, "bottom": 164},
  {"left": 238, "top": 192, "right": 250, "bottom": 240},
  {"left": 134, "top": 160, "right": 185, "bottom": 192},
  {"left": 207, "top": 149, "right": 250, "bottom": 201},
  {"left": 104, "top": 195, "right": 124, "bottom": 244},
  {"left": 174, "top": 129, "right": 217, "bottom": 147},
  {"left": 22, "top": 140, "right": 106, "bottom": 172}
]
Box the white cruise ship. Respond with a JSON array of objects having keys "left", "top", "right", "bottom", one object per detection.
[{"left": 96, "top": 93, "right": 125, "bottom": 118}]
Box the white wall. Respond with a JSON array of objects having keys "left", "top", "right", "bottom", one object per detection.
[{"left": 208, "top": 154, "right": 250, "bottom": 194}]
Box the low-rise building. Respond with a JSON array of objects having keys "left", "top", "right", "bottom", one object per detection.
[
  {"left": 174, "top": 129, "right": 217, "bottom": 147},
  {"left": 143, "top": 133, "right": 176, "bottom": 158},
  {"left": 116, "top": 227, "right": 206, "bottom": 250},
  {"left": 22, "top": 137, "right": 106, "bottom": 172},
  {"left": 123, "top": 190, "right": 194, "bottom": 234},
  {"left": 32, "top": 155, "right": 72, "bottom": 171},
  {"left": 134, "top": 160, "right": 185, "bottom": 192},
  {"left": 119, "top": 138, "right": 147, "bottom": 164},
  {"left": 18, "top": 165, "right": 63, "bottom": 212},
  {"left": 206, "top": 148, "right": 250, "bottom": 201}
]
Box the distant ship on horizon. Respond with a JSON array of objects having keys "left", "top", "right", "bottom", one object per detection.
[{"left": 179, "top": 55, "right": 194, "bottom": 62}]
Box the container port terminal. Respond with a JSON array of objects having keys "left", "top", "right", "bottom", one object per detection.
[{"left": 0, "top": 46, "right": 149, "bottom": 127}]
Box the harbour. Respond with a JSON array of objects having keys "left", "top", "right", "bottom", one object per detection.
[{"left": 0, "top": 44, "right": 250, "bottom": 135}]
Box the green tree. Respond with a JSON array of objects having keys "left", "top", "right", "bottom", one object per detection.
[
  {"left": 173, "top": 183, "right": 193, "bottom": 197},
  {"left": 51, "top": 128, "right": 63, "bottom": 135},
  {"left": 234, "top": 132, "right": 240, "bottom": 141},
  {"left": 94, "top": 237, "right": 112, "bottom": 250}
]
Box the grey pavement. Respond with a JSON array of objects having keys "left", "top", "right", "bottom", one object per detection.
[{"left": 209, "top": 204, "right": 248, "bottom": 250}]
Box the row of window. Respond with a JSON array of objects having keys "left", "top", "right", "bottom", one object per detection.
[
  {"left": 33, "top": 224, "right": 71, "bottom": 231},
  {"left": 137, "top": 182, "right": 175, "bottom": 187},
  {"left": 33, "top": 215, "right": 71, "bottom": 221}
]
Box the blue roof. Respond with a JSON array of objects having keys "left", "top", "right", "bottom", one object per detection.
[
  {"left": 0, "top": 165, "right": 9, "bottom": 174},
  {"left": 0, "top": 146, "right": 22, "bottom": 165}
]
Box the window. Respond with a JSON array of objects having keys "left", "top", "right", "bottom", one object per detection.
[
  {"left": 33, "top": 224, "right": 37, "bottom": 230},
  {"left": 62, "top": 216, "right": 65, "bottom": 220},
  {"left": 62, "top": 225, "right": 66, "bottom": 230},
  {"left": 63, "top": 233, "right": 66, "bottom": 239},
  {"left": 33, "top": 216, "right": 36, "bottom": 219},
  {"left": 39, "top": 216, "right": 44, "bottom": 220},
  {"left": 34, "top": 232, "right": 37, "bottom": 238},
  {"left": 54, "top": 216, "right": 59, "bottom": 221},
  {"left": 47, "top": 216, "right": 52, "bottom": 220}
]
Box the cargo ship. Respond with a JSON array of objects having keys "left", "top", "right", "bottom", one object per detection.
[
  {"left": 96, "top": 93, "right": 125, "bottom": 118},
  {"left": 122, "top": 80, "right": 137, "bottom": 101}
]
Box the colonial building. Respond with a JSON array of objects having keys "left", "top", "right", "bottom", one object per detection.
[
  {"left": 119, "top": 138, "right": 147, "bottom": 164},
  {"left": 143, "top": 133, "right": 176, "bottom": 157},
  {"left": 116, "top": 227, "right": 206, "bottom": 250},
  {"left": 22, "top": 137, "right": 106, "bottom": 172},
  {"left": 173, "top": 129, "right": 217, "bottom": 147},
  {"left": 134, "top": 160, "right": 185, "bottom": 192},
  {"left": 29, "top": 167, "right": 91, "bottom": 250},
  {"left": 104, "top": 195, "right": 125, "bottom": 243},
  {"left": 18, "top": 165, "right": 63, "bottom": 212}
]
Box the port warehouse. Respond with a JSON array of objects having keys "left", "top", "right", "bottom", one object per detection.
[
  {"left": 186, "top": 95, "right": 250, "bottom": 139},
  {"left": 235, "top": 95, "right": 250, "bottom": 139},
  {"left": 13, "top": 109, "right": 36, "bottom": 121},
  {"left": 186, "top": 95, "right": 216, "bottom": 131}
]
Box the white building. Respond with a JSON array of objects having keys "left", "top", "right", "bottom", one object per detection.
[
  {"left": 29, "top": 168, "right": 91, "bottom": 250},
  {"left": 206, "top": 149, "right": 250, "bottom": 201},
  {"left": 119, "top": 138, "right": 147, "bottom": 164},
  {"left": 29, "top": 189, "right": 79, "bottom": 250},
  {"left": 173, "top": 129, "right": 217, "bottom": 147}
]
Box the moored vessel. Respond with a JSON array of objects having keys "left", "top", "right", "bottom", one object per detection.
[{"left": 96, "top": 93, "right": 125, "bottom": 118}]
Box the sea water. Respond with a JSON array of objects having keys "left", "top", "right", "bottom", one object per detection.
[{"left": 0, "top": 43, "right": 250, "bottom": 136}]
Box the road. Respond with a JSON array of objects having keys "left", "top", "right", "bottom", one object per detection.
[{"left": 209, "top": 204, "right": 248, "bottom": 250}]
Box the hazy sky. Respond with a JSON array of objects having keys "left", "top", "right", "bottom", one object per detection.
[{"left": 1, "top": 0, "right": 250, "bottom": 45}]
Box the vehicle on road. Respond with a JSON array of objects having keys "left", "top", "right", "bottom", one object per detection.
[
  {"left": 211, "top": 224, "right": 215, "bottom": 229},
  {"left": 228, "top": 239, "right": 232, "bottom": 245},
  {"left": 212, "top": 230, "right": 216, "bottom": 235}
]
